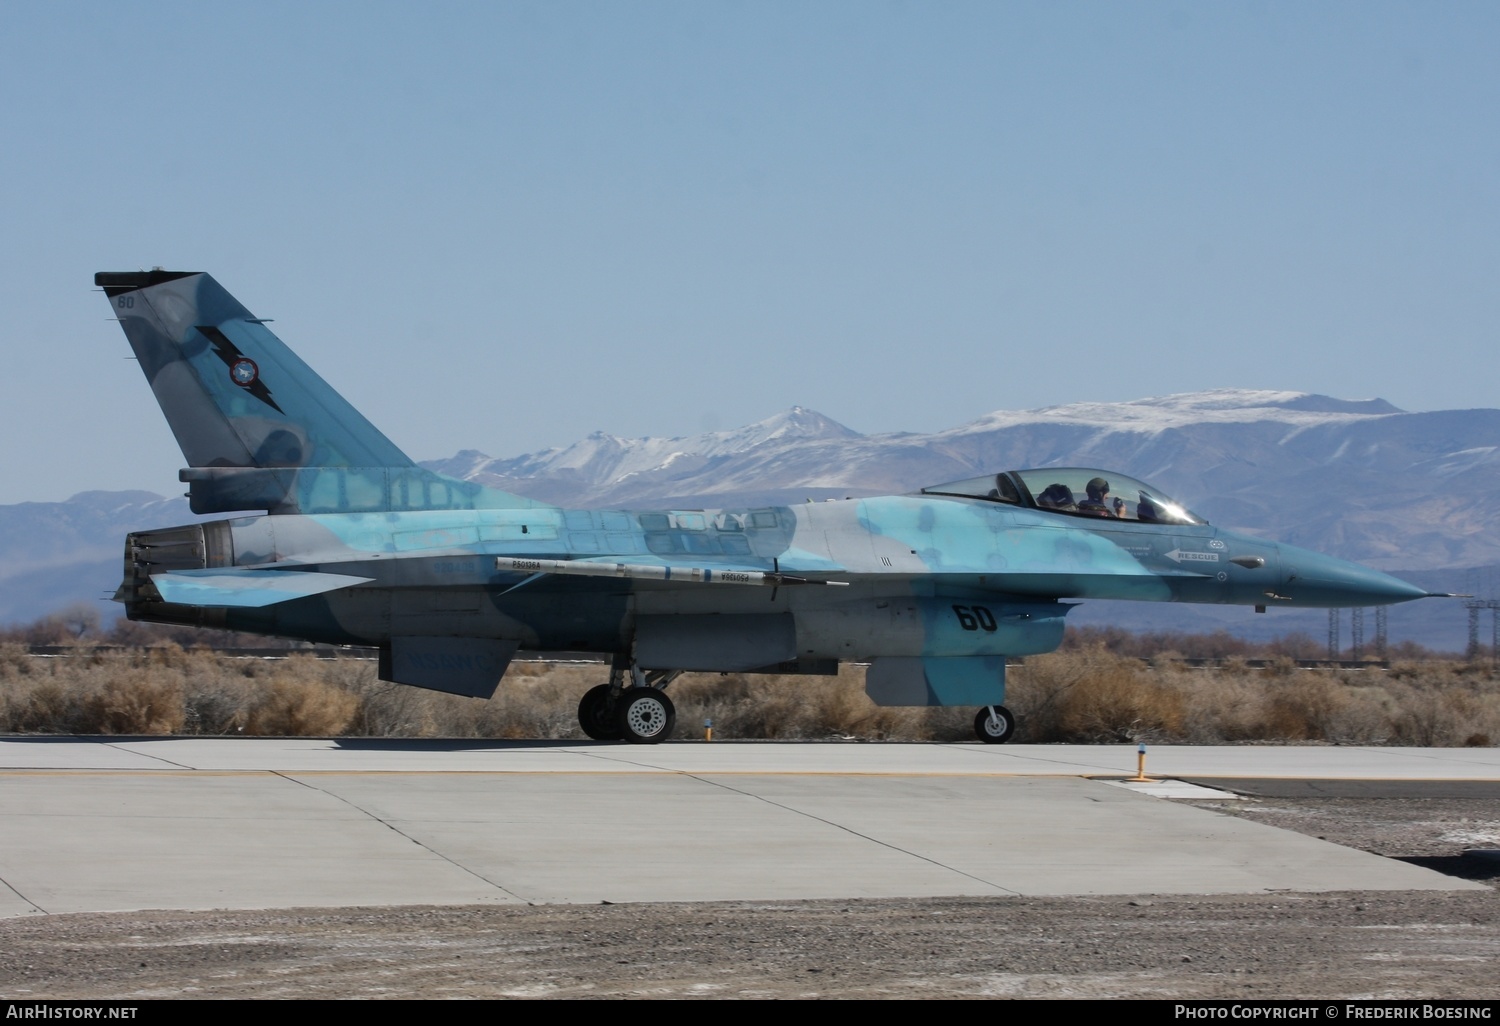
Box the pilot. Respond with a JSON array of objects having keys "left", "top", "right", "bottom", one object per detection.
[
  {"left": 1036, "top": 483, "right": 1076, "bottom": 511},
  {"left": 1078, "top": 477, "right": 1117, "bottom": 517}
]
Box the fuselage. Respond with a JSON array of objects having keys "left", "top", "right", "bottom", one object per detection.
[{"left": 122, "top": 489, "right": 1427, "bottom": 665}]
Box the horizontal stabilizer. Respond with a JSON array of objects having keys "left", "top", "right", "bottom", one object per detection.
[{"left": 149, "top": 568, "right": 374, "bottom": 608}]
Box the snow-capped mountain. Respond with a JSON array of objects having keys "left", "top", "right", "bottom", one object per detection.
[
  {"left": 425, "top": 406, "right": 866, "bottom": 506},
  {"left": 0, "top": 491, "right": 192, "bottom": 623},
  {"left": 424, "top": 390, "right": 1500, "bottom": 571},
  {"left": 6, "top": 389, "right": 1497, "bottom": 649}
]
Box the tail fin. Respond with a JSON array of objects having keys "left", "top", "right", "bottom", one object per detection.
[
  {"left": 99, "top": 270, "right": 412, "bottom": 470},
  {"left": 99, "top": 271, "right": 546, "bottom": 515}
]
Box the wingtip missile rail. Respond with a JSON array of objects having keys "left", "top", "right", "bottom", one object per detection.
[{"left": 494, "top": 556, "right": 849, "bottom": 587}]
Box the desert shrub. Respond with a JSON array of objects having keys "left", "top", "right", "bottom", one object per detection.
[
  {"left": 0, "top": 643, "right": 1496, "bottom": 744},
  {"left": 229, "top": 656, "right": 360, "bottom": 735},
  {"left": 1010, "top": 646, "right": 1185, "bottom": 742},
  {"left": 0, "top": 651, "right": 184, "bottom": 733},
  {"left": 1265, "top": 633, "right": 1322, "bottom": 660},
  {"left": 1257, "top": 674, "right": 1350, "bottom": 741},
  {"left": 1176, "top": 670, "right": 1264, "bottom": 742},
  {"left": 1259, "top": 656, "right": 1298, "bottom": 678},
  {"left": 477, "top": 671, "right": 593, "bottom": 739},
  {"left": 7, "top": 679, "right": 73, "bottom": 732},
  {"left": 670, "top": 666, "right": 942, "bottom": 740},
  {"left": 182, "top": 675, "right": 251, "bottom": 734},
  {"left": 1384, "top": 677, "right": 1500, "bottom": 747},
  {"left": 75, "top": 666, "right": 185, "bottom": 734},
  {"left": 0, "top": 643, "right": 33, "bottom": 676},
  {"left": 243, "top": 676, "right": 359, "bottom": 736},
  {"left": 348, "top": 680, "right": 444, "bottom": 737}
]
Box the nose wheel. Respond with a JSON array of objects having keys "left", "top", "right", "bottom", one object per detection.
[{"left": 974, "top": 705, "right": 1015, "bottom": 744}]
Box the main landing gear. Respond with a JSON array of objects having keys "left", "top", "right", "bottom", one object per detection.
[
  {"left": 974, "top": 705, "right": 1016, "bottom": 744},
  {"left": 577, "top": 660, "right": 681, "bottom": 744}
]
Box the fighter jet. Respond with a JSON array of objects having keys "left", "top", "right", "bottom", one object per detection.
[{"left": 99, "top": 270, "right": 1433, "bottom": 744}]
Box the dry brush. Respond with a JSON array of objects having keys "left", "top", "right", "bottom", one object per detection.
[{"left": 1, "top": 643, "right": 1496, "bottom": 746}]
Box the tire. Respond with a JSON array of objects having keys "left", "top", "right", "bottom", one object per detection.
[
  {"left": 578, "top": 684, "right": 622, "bottom": 741},
  {"left": 974, "top": 705, "right": 1015, "bottom": 744},
  {"left": 616, "top": 688, "right": 677, "bottom": 744}
]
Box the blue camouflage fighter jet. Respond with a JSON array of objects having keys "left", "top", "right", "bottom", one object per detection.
[{"left": 99, "top": 270, "right": 1434, "bottom": 743}]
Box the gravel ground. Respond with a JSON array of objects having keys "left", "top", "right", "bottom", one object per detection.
[{"left": 2, "top": 795, "right": 1498, "bottom": 1000}]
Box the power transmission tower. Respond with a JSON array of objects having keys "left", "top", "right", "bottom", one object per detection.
[{"left": 1464, "top": 600, "right": 1500, "bottom": 665}]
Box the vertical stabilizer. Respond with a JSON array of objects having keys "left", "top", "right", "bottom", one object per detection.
[
  {"left": 98, "top": 271, "right": 413, "bottom": 470},
  {"left": 99, "top": 271, "right": 547, "bottom": 514}
]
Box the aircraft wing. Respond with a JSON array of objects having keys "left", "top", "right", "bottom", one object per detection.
[{"left": 149, "top": 568, "right": 376, "bottom": 608}]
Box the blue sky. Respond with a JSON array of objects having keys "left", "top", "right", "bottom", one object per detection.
[{"left": 3, "top": 2, "right": 1497, "bottom": 503}]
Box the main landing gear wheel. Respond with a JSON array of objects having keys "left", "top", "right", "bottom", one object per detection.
[
  {"left": 617, "top": 688, "right": 677, "bottom": 744},
  {"left": 974, "top": 705, "right": 1016, "bottom": 744},
  {"left": 578, "top": 684, "right": 622, "bottom": 741}
]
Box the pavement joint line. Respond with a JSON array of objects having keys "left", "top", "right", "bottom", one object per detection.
[
  {"left": 549, "top": 750, "right": 1020, "bottom": 894},
  {"left": 271, "top": 771, "right": 528, "bottom": 904},
  {"left": 0, "top": 874, "right": 45, "bottom": 916},
  {"left": 557, "top": 747, "right": 709, "bottom": 773},
  {"left": 99, "top": 738, "right": 194, "bottom": 770},
  {"left": 702, "top": 775, "right": 1024, "bottom": 897}
]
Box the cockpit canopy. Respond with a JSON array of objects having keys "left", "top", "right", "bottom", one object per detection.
[{"left": 920, "top": 467, "right": 1206, "bottom": 525}]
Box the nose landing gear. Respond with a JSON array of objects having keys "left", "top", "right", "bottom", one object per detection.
[{"left": 974, "top": 705, "right": 1015, "bottom": 744}]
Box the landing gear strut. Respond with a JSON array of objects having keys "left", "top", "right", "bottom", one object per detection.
[
  {"left": 576, "top": 659, "right": 681, "bottom": 744},
  {"left": 974, "top": 705, "right": 1015, "bottom": 744}
]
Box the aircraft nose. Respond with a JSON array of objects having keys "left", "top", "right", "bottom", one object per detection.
[{"left": 1278, "top": 546, "right": 1428, "bottom": 607}]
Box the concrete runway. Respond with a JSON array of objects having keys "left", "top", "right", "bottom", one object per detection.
[{"left": 1, "top": 738, "right": 1495, "bottom": 917}]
